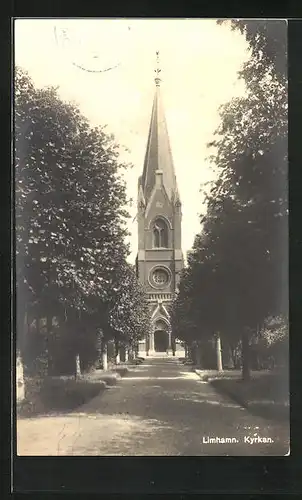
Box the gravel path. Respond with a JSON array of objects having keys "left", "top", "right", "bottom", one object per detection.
[{"left": 17, "top": 357, "right": 289, "bottom": 456}]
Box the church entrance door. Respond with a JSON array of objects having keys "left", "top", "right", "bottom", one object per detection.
[{"left": 154, "top": 330, "right": 168, "bottom": 352}]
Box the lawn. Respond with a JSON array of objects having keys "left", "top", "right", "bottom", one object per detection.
[
  {"left": 17, "top": 363, "right": 134, "bottom": 417},
  {"left": 17, "top": 376, "right": 107, "bottom": 417},
  {"left": 196, "top": 368, "right": 289, "bottom": 421}
]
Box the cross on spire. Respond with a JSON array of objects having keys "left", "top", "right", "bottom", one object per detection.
[{"left": 154, "top": 50, "right": 161, "bottom": 87}]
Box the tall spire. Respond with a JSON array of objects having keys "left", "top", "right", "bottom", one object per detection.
[{"left": 140, "top": 52, "right": 178, "bottom": 203}]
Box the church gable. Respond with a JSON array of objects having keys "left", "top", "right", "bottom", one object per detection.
[
  {"left": 145, "top": 178, "right": 172, "bottom": 222},
  {"left": 151, "top": 301, "right": 170, "bottom": 323}
]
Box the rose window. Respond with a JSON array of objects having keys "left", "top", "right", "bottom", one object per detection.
[{"left": 152, "top": 268, "right": 169, "bottom": 286}]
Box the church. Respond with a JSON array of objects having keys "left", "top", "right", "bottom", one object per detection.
[{"left": 136, "top": 55, "right": 184, "bottom": 356}]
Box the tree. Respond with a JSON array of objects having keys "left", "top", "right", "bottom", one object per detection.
[
  {"left": 15, "top": 67, "right": 132, "bottom": 375},
  {"left": 171, "top": 242, "right": 223, "bottom": 368},
  {"left": 172, "top": 20, "right": 288, "bottom": 379},
  {"left": 108, "top": 262, "right": 152, "bottom": 357}
]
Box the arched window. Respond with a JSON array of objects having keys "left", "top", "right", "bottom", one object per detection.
[{"left": 153, "top": 218, "right": 168, "bottom": 248}]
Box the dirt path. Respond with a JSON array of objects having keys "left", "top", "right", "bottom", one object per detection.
[{"left": 17, "top": 358, "right": 289, "bottom": 456}]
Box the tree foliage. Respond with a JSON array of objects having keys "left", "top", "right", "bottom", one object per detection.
[
  {"left": 172, "top": 20, "right": 288, "bottom": 375},
  {"left": 109, "top": 262, "right": 151, "bottom": 347},
  {"left": 15, "top": 68, "right": 149, "bottom": 374},
  {"left": 218, "top": 19, "right": 287, "bottom": 81}
]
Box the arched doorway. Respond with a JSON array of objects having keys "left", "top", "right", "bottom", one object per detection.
[
  {"left": 153, "top": 318, "right": 169, "bottom": 352},
  {"left": 154, "top": 330, "right": 169, "bottom": 352}
]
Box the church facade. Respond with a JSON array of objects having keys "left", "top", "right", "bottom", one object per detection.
[{"left": 136, "top": 62, "right": 184, "bottom": 355}]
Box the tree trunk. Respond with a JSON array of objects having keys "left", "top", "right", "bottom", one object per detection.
[
  {"left": 102, "top": 343, "right": 108, "bottom": 371},
  {"left": 16, "top": 352, "right": 25, "bottom": 402},
  {"left": 191, "top": 343, "right": 197, "bottom": 365},
  {"left": 172, "top": 338, "right": 176, "bottom": 356},
  {"left": 115, "top": 339, "right": 120, "bottom": 364},
  {"left": 198, "top": 346, "right": 202, "bottom": 367},
  {"left": 134, "top": 343, "right": 138, "bottom": 358},
  {"left": 17, "top": 303, "right": 25, "bottom": 354},
  {"left": 18, "top": 308, "right": 29, "bottom": 367},
  {"left": 116, "top": 351, "right": 120, "bottom": 364},
  {"left": 96, "top": 328, "right": 103, "bottom": 364},
  {"left": 230, "top": 343, "right": 237, "bottom": 369},
  {"left": 125, "top": 349, "right": 129, "bottom": 362},
  {"left": 75, "top": 354, "right": 81, "bottom": 379},
  {"left": 188, "top": 344, "right": 193, "bottom": 361},
  {"left": 216, "top": 333, "right": 223, "bottom": 372},
  {"left": 46, "top": 315, "right": 52, "bottom": 375},
  {"left": 242, "top": 328, "right": 251, "bottom": 381},
  {"left": 184, "top": 343, "right": 188, "bottom": 358}
]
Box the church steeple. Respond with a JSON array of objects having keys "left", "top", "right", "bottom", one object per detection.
[
  {"left": 136, "top": 53, "right": 184, "bottom": 357},
  {"left": 140, "top": 51, "right": 179, "bottom": 205}
]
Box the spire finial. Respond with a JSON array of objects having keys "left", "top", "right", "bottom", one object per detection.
[{"left": 154, "top": 50, "right": 161, "bottom": 87}]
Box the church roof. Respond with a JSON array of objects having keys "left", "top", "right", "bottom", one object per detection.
[{"left": 140, "top": 84, "right": 179, "bottom": 203}]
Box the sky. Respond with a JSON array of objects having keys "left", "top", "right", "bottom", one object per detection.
[{"left": 14, "top": 18, "right": 250, "bottom": 263}]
